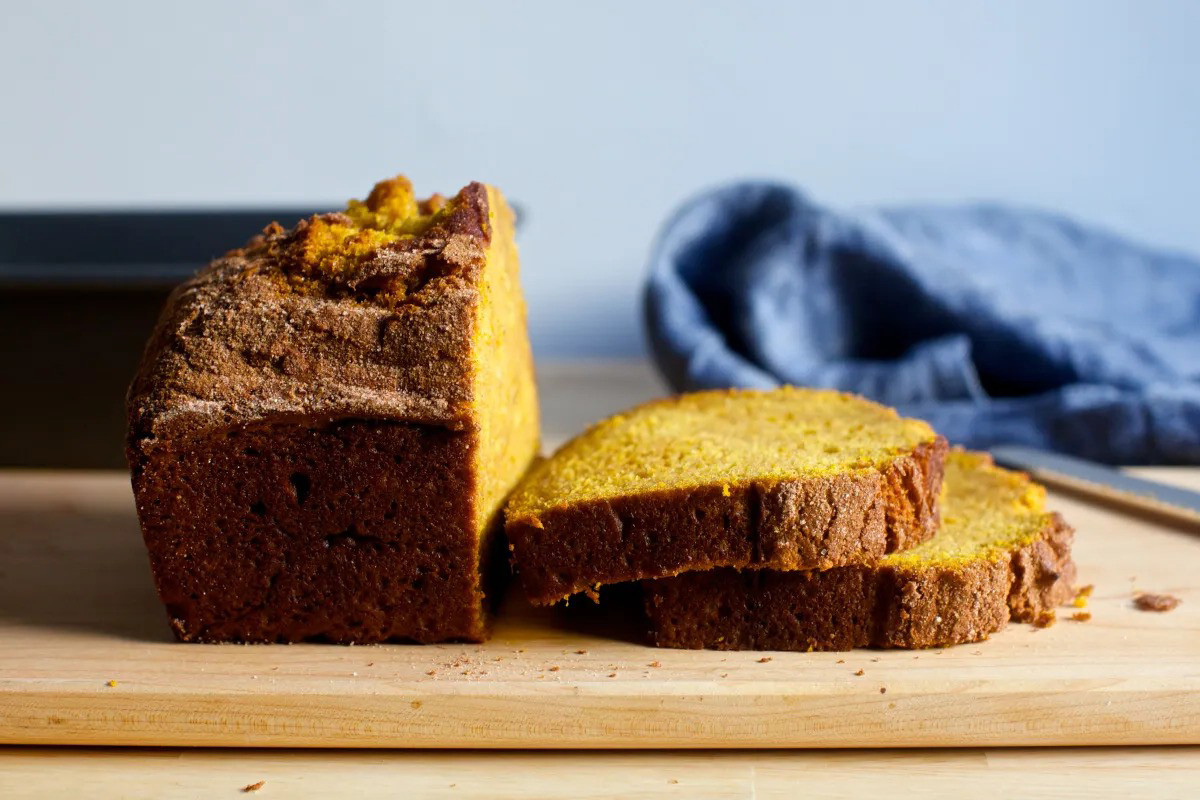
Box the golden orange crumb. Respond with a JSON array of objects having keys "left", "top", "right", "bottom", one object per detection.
[
  {"left": 1071, "top": 612, "right": 1092, "bottom": 622},
  {"left": 854, "top": 669, "right": 865, "bottom": 676},
  {"left": 757, "top": 657, "right": 772, "bottom": 663},
  {"left": 648, "top": 661, "right": 661, "bottom": 668},
  {"left": 1032, "top": 610, "right": 1056, "bottom": 628},
  {"left": 242, "top": 781, "right": 265, "bottom": 793},
  {"left": 105, "top": 680, "right": 118, "bottom": 688}
]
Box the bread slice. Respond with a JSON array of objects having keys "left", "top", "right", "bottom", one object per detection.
[
  {"left": 127, "top": 175, "right": 539, "bottom": 643},
  {"left": 643, "top": 450, "right": 1077, "bottom": 650},
  {"left": 506, "top": 388, "right": 948, "bottom": 605}
]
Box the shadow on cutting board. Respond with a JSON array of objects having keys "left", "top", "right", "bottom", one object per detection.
[
  {"left": 0, "top": 505, "right": 171, "bottom": 642},
  {"left": 540, "top": 583, "right": 647, "bottom": 646}
]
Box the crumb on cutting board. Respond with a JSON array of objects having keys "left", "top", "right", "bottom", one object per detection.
[
  {"left": 242, "top": 780, "right": 265, "bottom": 793},
  {"left": 1032, "top": 610, "right": 1056, "bottom": 628},
  {"left": 1134, "top": 593, "right": 1181, "bottom": 612},
  {"left": 854, "top": 669, "right": 865, "bottom": 676},
  {"left": 105, "top": 680, "right": 118, "bottom": 688},
  {"left": 757, "top": 657, "right": 772, "bottom": 663},
  {"left": 1071, "top": 611, "right": 1092, "bottom": 622}
]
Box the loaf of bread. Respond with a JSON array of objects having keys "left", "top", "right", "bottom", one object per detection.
[
  {"left": 506, "top": 388, "right": 947, "bottom": 605},
  {"left": 643, "top": 450, "right": 1077, "bottom": 650},
  {"left": 127, "top": 176, "right": 539, "bottom": 643}
]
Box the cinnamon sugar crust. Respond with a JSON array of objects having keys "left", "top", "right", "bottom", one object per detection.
[{"left": 128, "top": 181, "right": 491, "bottom": 449}]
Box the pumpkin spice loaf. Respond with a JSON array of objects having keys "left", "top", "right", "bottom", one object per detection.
[
  {"left": 506, "top": 388, "right": 947, "bottom": 605},
  {"left": 643, "top": 450, "right": 1077, "bottom": 650},
  {"left": 126, "top": 175, "right": 539, "bottom": 643}
]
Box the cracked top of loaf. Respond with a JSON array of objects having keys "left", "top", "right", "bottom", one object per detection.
[{"left": 127, "top": 176, "right": 497, "bottom": 451}]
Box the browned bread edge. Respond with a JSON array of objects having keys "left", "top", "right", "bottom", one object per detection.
[
  {"left": 642, "top": 511, "right": 1076, "bottom": 650},
  {"left": 508, "top": 434, "right": 948, "bottom": 605}
]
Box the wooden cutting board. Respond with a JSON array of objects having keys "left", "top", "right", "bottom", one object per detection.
[{"left": 1, "top": 365, "right": 1198, "bottom": 748}]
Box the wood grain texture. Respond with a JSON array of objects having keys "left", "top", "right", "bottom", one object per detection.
[
  {"left": 0, "top": 363, "right": 1197, "bottom": 749},
  {"left": 2, "top": 746, "right": 1199, "bottom": 799}
]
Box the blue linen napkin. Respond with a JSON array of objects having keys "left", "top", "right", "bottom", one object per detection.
[{"left": 643, "top": 183, "right": 1200, "bottom": 464}]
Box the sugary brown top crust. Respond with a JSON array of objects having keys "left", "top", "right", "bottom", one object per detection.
[{"left": 127, "top": 181, "right": 491, "bottom": 453}]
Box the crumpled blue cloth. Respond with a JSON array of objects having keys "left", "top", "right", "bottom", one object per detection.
[{"left": 644, "top": 183, "right": 1200, "bottom": 464}]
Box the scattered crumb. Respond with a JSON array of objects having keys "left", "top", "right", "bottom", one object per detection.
[
  {"left": 105, "top": 680, "right": 118, "bottom": 688},
  {"left": 1071, "top": 612, "right": 1092, "bottom": 622},
  {"left": 548, "top": 666, "right": 560, "bottom": 672},
  {"left": 410, "top": 700, "right": 422, "bottom": 710},
  {"left": 668, "top": 779, "right": 679, "bottom": 784},
  {"left": 242, "top": 781, "right": 265, "bottom": 793},
  {"left": 575, "top": 649, "right": 588, "bottom": 655},
  {"left": 720, "top": 673, "right": 728, "bottom": 678},
  {"left": 648, "top": 661, "right": 662, "bottom": 668},
  {"left": 879, "top": 687, "right": 886, "bottom": 694},
  {"left": 854, "top": 669, "right": 865, "bottom": 676},
  {"left": 1032, "top": 610, "right": 1057, "bottom": 628},
  {"left": 870, "top": 658, "right": 879, "bottom": 663},
  {"left": 1134, "top": 593, "right": 1180, "bottom": 612},
  {"left": 425, "top": 670, "right": 436, "bottom": 676},
  {"left": 836, "top": 659, "right": 845, "bottom": 664},
  {"left": 757, "top": 657, "right": 772, "bottom": 663},
  {"left": 366, "top": 662, "right": 374, "bottom": 667},
  {"left": 607, "top": 673, "right": 617, "bottom": 678}
]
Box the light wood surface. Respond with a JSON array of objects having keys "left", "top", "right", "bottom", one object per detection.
[
  {"left": 0, "top": 363, "right": 1197, "bottom": 748},
  {"left": 2, "top": 746, "right": 1199, "bottom": 799}
]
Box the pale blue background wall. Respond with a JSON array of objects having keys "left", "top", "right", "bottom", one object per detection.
[{"left": 2, "top": 1, "right": 1198, "bottom": 356}]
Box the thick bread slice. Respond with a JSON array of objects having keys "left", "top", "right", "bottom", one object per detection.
[
  {"left": 506, "top": 388, "right": 948, "bottom": 605},
  {"left": 643, "top": 450, "right": 1077, "bottom": 650}
]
